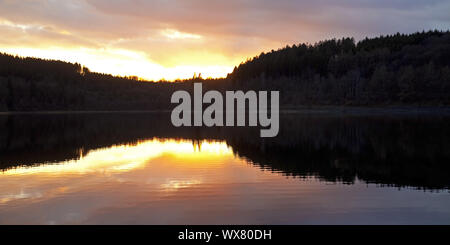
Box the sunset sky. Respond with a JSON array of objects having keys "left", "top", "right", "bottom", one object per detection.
[{"left": 0, "top": 0, "right": 449, "bottom": 81}]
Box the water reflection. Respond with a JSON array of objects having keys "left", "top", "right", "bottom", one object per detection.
[
  {"left": 0, "top": 139, "right": 236, "bottom": 208},
  {"left": 0, "top": 112, "right": 450, "bottom": 224},
  {"left": 0, "top": 138, "right": 292, "bottom": 224},
  {"left": 3, "top": 112, "right": 449, "bottom": 190},
  {"left": 2, "top": 139, "right": 233, "bottom": 175}
]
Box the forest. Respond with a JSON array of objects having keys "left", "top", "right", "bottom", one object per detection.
[{"left": 0, "top": 30, "right": 449, "bottom": 111}]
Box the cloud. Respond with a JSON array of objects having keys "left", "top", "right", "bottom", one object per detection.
[{"left": 0, "top": 0, "right": 449, "bottom": 79}]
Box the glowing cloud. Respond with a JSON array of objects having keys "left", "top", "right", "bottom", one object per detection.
[{"left": 0, "top": 0, "right": 448, "bottom": 80}]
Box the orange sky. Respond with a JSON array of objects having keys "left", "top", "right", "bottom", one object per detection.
[{"left": 0, "top": 0, "right": 448, "bottom": 81}]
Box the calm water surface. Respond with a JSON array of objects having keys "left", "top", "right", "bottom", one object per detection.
[{"left": 0, "top": 112, "right": 449, "bottom": 224}]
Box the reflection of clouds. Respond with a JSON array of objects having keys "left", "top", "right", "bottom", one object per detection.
[
  {"left": 0, "top": 138, "right": 234, "bottom": 210},
  {"left": 0, "top": 185, "right": 73, "bottom": 205},
  {"left": 1, "top": 135, "right": 449, "bottom": 224},
  {"left": 161, "top": 179, "right": 202, "bottom": 191},
  {"left": 1, "top": 139, "right": 233, "bottom": 176},
  {"left": 0, "top": 137, "right": 246, "bottom": 224},
  {"left": 0, "top": 189, "right": 43, "bottom": 204}
]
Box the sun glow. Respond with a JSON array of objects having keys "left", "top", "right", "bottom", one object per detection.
[
  {"left": 0, "top": 46, "right": 234, "bottom": 81},
  {"left": 0, "top": 16, "right": 244, "bottom": 81}
]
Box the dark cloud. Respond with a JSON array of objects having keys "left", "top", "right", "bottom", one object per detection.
[{"left": 85, "top": 0, "right": 450, "bottom": 40}]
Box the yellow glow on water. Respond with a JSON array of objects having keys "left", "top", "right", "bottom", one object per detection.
[
  {"left": 161, "top": 179, "right": 203, "bottom": 192},
  {"left": 0, "top": 136, "right": 331, "bottom": 225},
  {"left": 1, "top": 138, "right": 234, "bottom": 176}
]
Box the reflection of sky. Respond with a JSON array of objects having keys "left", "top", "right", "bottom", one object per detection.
[
  {"left": 0, "top": 138, "right": 449, "bottom": 224},
  {"left": 2, "top": 139, "right": 233, "bottom": 175}
]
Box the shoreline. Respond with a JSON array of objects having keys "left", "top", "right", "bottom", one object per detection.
[{"left": 1, "top": 106, "right": 450, "bottom": 115}]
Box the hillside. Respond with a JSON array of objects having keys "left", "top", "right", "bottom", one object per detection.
[
  {"left": 0, "top": 30, "right": 450, "bottom": 111},
  {"left": 229, "top": 30, "right": 450, "bottom": 106},
  {"left": 0, "top": 54, "right": 188, "bottom": 111}
]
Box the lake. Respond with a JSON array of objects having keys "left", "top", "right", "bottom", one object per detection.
[{"left": 0, "top": 111, "right": 449, "bottom": 224}]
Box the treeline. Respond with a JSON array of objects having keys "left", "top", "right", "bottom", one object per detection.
[
  {"left": 229, "top": 30, "right": 450, "bottom": 106},
  {"left": 1, "top": 30, "right": 450, "bottom": 111},
  {"left": 0, "top": 54, "right": 192, "bottom": 111}
]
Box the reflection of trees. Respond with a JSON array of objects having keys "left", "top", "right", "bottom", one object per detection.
[
  {"left": 229, "top": 114, "right": 450, "bottom": 190},
  {"left": 1, "top": 113, "right": 450, "bottom": 190}
]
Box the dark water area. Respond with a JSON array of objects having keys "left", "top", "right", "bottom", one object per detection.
[{"left": 0, "top": 112, "right": 449, "bottom": 224}]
